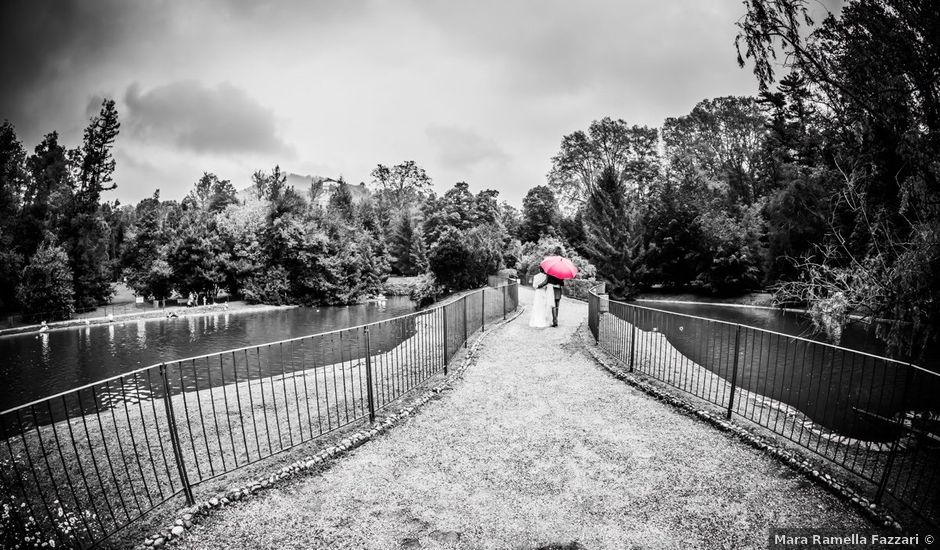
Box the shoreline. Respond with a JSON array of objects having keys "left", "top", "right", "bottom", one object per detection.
[
  {"left": 0, "top": 302, "right": 299, "bottom": 338},
  {"left": 636, "top": 297, "right": 809, "bottom": 314}
]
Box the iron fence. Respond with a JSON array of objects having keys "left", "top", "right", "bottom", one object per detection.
[
  {"left": 588, "top": 287, "right": 940, "bottom": 529},
  {"left": 0, "top": 282, "right": 518, "bottom": 548}
]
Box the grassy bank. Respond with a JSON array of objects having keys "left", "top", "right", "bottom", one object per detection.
[
  {"left": 0, "top": 301, "right": 298, "bottom": 337},
  {"left": 637, "top": 289, "right": 776, "bottom": 307}
]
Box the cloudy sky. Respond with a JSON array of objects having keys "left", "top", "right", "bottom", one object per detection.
[{"left": 1, "top": 0, "right": 769, "bottom": 207}]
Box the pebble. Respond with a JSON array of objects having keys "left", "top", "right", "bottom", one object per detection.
[
  {"left": 153, "top": 537, "right": 165, "bottom": 548},
  {"left": 171, "top": 526, "right": 184, "bottom": 537}
]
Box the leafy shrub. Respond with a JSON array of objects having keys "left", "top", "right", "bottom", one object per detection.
[{"left": 408, "top": 274, "right": 443, "bottom": 309}]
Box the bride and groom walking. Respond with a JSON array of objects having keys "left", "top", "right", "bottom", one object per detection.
[{"left": 528, "top": 248, "right": 577, "bottom": 329}]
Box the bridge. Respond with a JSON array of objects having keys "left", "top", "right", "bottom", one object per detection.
[{"left": 1, "top": 282, "right": 935, "bottom": 548}]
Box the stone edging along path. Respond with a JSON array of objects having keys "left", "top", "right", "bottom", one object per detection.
[
  {"left": 134, "top": 305, "right": 527, "bottom": 549},
  {"left": 577, "top": 322, "right": 904, "bottom": 533}
]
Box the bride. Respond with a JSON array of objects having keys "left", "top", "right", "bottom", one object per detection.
[{"left": 529, "top": 270, "right": 553, "bottom": 328}]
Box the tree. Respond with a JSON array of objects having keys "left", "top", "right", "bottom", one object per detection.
[
  {"left": 662, "top": 96, "right": 769, "bottom": 205},
  {"left": 640, "top": 179, "right": 704, "bottom": 288},
  {"left": 252, "top": 165, "right": 288, "bottom": 201},
  {"left": 519, "top": 185, "right": 560, "bottom": 243},
  {"left": 390, "top": 209, "right": 421, "bottom": 275},
  {"left": 737, "top": 0, "right": 940, "bottom": 359},
  {"left": 63, "top": 210, "right": 113, "bottom": 308},
  {"left": 428, "top": 226, "right": 476, "bottom": 290},
  {"left": 215, "top": 199, "right": 266, "bottom": 298},
  {"left": 499, "top": 201, "right": 522, "bottom": 240},
  {"left": 168, "top": 215, "right": 227, "bottom": 300},
  {"left": 184, "top": 172, "right": 238, "bottom": 213},
  {"left": 582, "top": 166, "right": 643, "bottom": 298},
  {"left": 22, "top": 132, "right": 72, "bottom": 254},
  {"left": 421, "top": 182, "right": 476, "bottom": 245},
  {"left": 548, "top": 117, "right": 660, "bottom": 209},
  {"left": 423, "top": 182, "right": 511, "bottom": 290},
  {"left": 694, "top": 204, "right": 765, "bottom": 295},
  {"left": 0, "top": 121, "right": 27, "bottom": 309},
  {"left": 370, "top": 161, "right": 432, "bottom": 209},
  {"left": 53, "top": 100, "right": 122, "bottom": 308},
  {"left": 761, "top": 165, "right": 830, "bottom": 281},
  {"left": 409, "top": 222, "right": 430, "bottom": 274},
  {"left": 0, "top": 121, "right": 25, "bottom": 229},
  {"left": 16, "top": 240, "right": 75, "bottom": 319},
  {"left": 122, "top": 192, "right": 171, "bottom": 298},
  {"left": 558, "top": 209, "right": 587, "bottom": 258},
  {"left": 326, "top": 180, "right": 355, "bottom": 221},
  {"left": 75, "top": 99, "right": 120, "bottom": 208}
]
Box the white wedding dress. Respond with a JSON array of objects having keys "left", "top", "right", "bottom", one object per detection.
[{"left": 529, "top": 273, "right": 553, "bottom": 328}]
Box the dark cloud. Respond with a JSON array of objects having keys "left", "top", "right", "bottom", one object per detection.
[
  {"left": 0, "top": 0, "right": 170, "bottom": 142},
  {"left": 0, "top": 0, "right": 355, "bottom": 145},
  {"left": 124, "top": 81, "right": 293, "bottom": 156},
  {"left": 426, "top": 125, "right": 510, "bottom": 171}
]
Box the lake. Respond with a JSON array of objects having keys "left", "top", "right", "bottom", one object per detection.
[
  {"left": 0, "top": 297, "right": 417, "bottom": 412},
  {"left": 623, "top": 300, "right": 940, "bottom": 441}
]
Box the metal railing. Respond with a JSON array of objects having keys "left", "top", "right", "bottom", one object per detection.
[
  {"left": 588, "top": 286, "right": 940, "bottom": 528},
  {"left": 0, "top": 282, "right": 519, "bottom": 548}
]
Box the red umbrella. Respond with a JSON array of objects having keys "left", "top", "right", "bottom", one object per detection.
[{"left": 540, "top": 256, "right": 578, "bottom": 280}]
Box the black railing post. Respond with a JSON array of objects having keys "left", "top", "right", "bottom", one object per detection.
[
  {"left": 726, "top": 325, "right": 742, "bottom": 419},
  {"left": 463, "top": 295, "right": 468, "bottom": 348},
  {"left": 364, "top": 328, "right": 376, "bottom": 422},
  {"left": 502, "top": 284, "right": 507, "bottom": 320},
  {"left": 159, "top": 363, "right": 195, "bottom": 506},
  {"left": 876, "top": 364, "right": 914, "bottom": 503},
  {"left": 442, "top": 307, "right": 449, "bottom": 375},
  {"left": 629, "top": 306, "right": 637, "bottom": 373},
  {"left": 481, "top": 290, "right": 485, "bottom": 332}
]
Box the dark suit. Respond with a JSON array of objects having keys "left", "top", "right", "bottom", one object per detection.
[
  {"left": 545, "top": 274, "right": 564, "bottom": 305},
  {"left": 536, "top": 273, "right": 565, "bottom": 319}
]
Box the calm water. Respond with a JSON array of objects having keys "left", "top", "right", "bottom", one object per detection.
[
  {"left": 625, "top": 301, "right": 940, "bottom": 440},
  {"left": 0, "top": 297, "right": 416, "bottom": 412},
  {"left": 638, "top": 301, "right": 887, "bottom": 356}
]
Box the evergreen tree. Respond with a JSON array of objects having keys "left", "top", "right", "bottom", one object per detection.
[
  {"left": 327, "top": 180, "right": 355, "bottom": 222},
  {"left": 23, "top": 132, "right": 72, "bottom": 254},
  {"left": 410, "top": 222, "right": 430, "bottom": 274},
  {"left": 582, "top": 166, "right": 643, "bottom": 298},
  {"left": 390, "top": 210, "right": 419, "bottom": 275},
  {"left": 58, "top": 99, "right": 121, "bottom": 308},
  {"left": 76, "top": 99, "right": 120, "bottom": 208},
  {"left": 640, "top": 179, "right": 703, "bottom": 288},
  {"left": 0, "top": 122, "right": 27, "bottom": 309}
]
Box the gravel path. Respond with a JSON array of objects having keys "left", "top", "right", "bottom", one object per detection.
[{"left": 176, "top": 288, "right": 871, "bottom": 550}]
